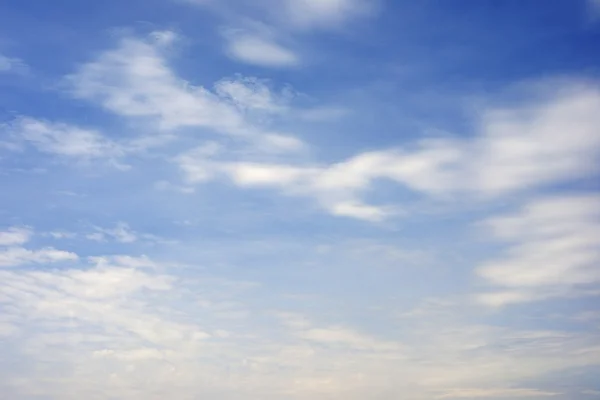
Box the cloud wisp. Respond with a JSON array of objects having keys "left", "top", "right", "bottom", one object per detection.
[{"left": 176, "top": 80, "right": 600, "bottom": 220}]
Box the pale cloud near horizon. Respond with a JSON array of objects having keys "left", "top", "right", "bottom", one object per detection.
[
  {"left": 2, "top": 226, "right": 599, "bottom": 399},
  {"left": 435, "top": 387, "right": 560, "bottom": 398}
]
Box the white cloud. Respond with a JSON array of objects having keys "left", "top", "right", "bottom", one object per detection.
[
  {"left": 0, "top": 260, "right": 197, "bottom": 352},
  {"left": 224, "top": 32, "right": 299, "bottom": 67},
  {"left": 282, "top": 0, "right": 376, "bottom": 30},
  {"left": 66, "top": 32, "right": 304, "bottom": 154},
  {"left": 0, "top": 53, "right": 27, "bottom": 73},
  {"left": 176, "top": 79, "right": 600, "bottom": 221},
  {"left": 0, "top": 247, "right": 78, "bottom": 268},
  {"left": 2, "top": 247, "right": 600, "bottom": 399},
  {"left": 67, "top": 34, "right": 239, "bottom": 131},
  {"left": 10, "top": 117, "right": 123, "bottom": 160},
  {"left": 214, "top": 76, "right": 291, "bottom": 113},
  {"left": 87, "top": 222, "right": 138, "bottom": 243},
  {"left": 0, "top": 227, "right": 32, "bottom": 246},
  {"left": 50, "top": 264, "right": 172, "bottom": 300},
  {"left": 476, "top": 195, "right": 600, "bottom": 306},
  {"left": 89, "top": 255, "right": 159, "bottom": 270},
  {"left": 471, "top": 82, "right": 600, "bottom": 196}
]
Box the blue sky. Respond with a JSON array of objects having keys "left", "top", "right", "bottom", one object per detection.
[{"left": 1, "top": 0, "right": 600, "bottom": 399}]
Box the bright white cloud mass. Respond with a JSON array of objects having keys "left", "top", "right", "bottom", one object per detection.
[{"left": 0, "top": 1, "right": 599, "bottom": 399}]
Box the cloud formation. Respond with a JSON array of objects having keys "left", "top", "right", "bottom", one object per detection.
[
  {"left": 176, "top": 80, "right": 600, "bottom": 220},
  {"left": 0, "top": 53, "right": 27, "bottom": 73},
  {"left": 223, "top": 30, "right": 299, "bottom": 67},
  {"left": 0, "top": 227, "right": 78, "bottom": 268},
  {"left": 66, "top": 33, "right": 304, "bottom": 153},
  {"left": 477, "top": 195, "right": 600, "bottom": 306}
]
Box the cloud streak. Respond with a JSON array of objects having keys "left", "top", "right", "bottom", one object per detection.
[
  {"left": 477, "top": 195, "right": 600, "bottom": 306},
  {"left": 176, "top": 79, "right": 600, "bottom": 220}
]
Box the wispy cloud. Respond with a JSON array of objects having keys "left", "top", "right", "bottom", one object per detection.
[
  {"left": 0, "top": 227, "right": 78, "bottom": 268},
  {"left": 87, "top": 222, "right": 139, "bottom": 243},
  {"left": 65, "top": 32, "right": 304, "bottom": 153},
  {"left": 0, "top": 53, "right": 27, "bottom": 74},
  {"left": 0, "top": 227, "right": 31, "bottom": 246},
  {"left": 175, "top": 79, "right": 600, "bottom": 220},
  {"left": 10, "top": 117, "right": 123, "bottom": 160},
  {"left": 2, "top": 228, "right": 600, "bottom": 398},
  {"left": 2, "top": 1, "right": 600, "bottom": 398},
  {"left": 183, "top": 0, "right": 376, "bottom": 67},
  {"left": 476, "top": 195, "right": 600, "bottom": 306},
  {"left": 223, "top": 29, "right": 299, "bottom": 67}
]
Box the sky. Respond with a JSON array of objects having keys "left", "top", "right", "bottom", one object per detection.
[{"left": 0, "top": 0, "right": 600, "bottom": 399}]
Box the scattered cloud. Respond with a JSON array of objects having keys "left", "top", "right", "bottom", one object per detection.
[
  {"left": 5, "top": 117, "right": 127, "bottom": 167},
  {"left": 0, "top": 53, "right": 27, "bottom": 74},
  {"left": 0, "top": 227, "right": 32, "bottom": 246},
  {"left": 87, "top": 222, "right": 138, "bottom": 243},
  {"left": 223, "top": 30, "right": 299, "bottom": 68},
  {"left": 65, "top": 32, "right": 304, "bottom": 154},
  {"left": 214, "top": 75, "right": 292, "bottom": 113},
  {"left": 0, "top": 247, "right": 78, "bottom": 268},
  {"left": 174, "top": 79, "right": 600, "bottom": 220},
  {"left": 0, "top": 227, "right": 78, "bottom": 268},
  {"left": 2, "top": 238, "right": 600, "bottom": 398},
  {"left": 86, "top": 223, "right": 176, "bottom": 246},
  {"left": 182, "top": 0, "right": 376, "bottom": 68},
  {"left": 1, "top": 2, "right": 599, "bottom": 398}
]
